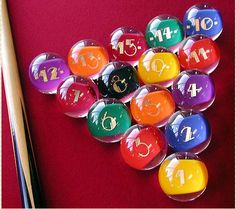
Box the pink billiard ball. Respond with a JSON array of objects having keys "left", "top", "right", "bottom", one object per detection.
[
  {"left": 108, "top": 27, "right": 148, "bottom": 66},
  {"left": 57, "top": 75, "right": 100, "bottom": 118}
]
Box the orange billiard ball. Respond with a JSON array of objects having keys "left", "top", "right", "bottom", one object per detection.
[
  {"left": 68, "top": 39, "right": 109, "bottom": 79},
  {"left": 130, "top": 84, "right": 175, "bottom": 127}
]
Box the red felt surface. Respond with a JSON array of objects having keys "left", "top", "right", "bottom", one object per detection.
[{"left": 2, "top": 0, "right": 235, "bottom": 208}]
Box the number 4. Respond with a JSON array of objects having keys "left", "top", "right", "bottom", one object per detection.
[{"left": 187, "top": 83, "right": 202, "bottom": 97}]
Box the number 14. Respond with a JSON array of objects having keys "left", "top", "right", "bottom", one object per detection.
[{"left": 156, "top": 27, "right": 172, "bottom": 42}]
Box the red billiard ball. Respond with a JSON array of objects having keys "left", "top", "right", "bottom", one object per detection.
[
  {"left": 120, "top": 125, "right": 167, "bottom": 170},
  {"left": 178, "top": 35, "right": 220, "bottom": 74},
  {"left": 108, "top": 27, "right": 148, "bottom": 66}
]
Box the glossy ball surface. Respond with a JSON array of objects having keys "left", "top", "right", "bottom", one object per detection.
[
  {"left": 108, "top": 27, "right": 148, "bottom": 66},
  {"left": 159, "top": 152, "right": 208, "bottom": 201},
  {"left": 165, "top": 111, "right": 211, "bottom": 154},
  {"left": 68, "top": 39, "right": 109, "bottom": 79},
  {"left": 146, "top": 15, "right": 184, "bottom": 52},
  {"left": 138, "top": 47, "right": 180, "bottom": 87},
  {"left": 120, "top": 125, "right": 167, "bottom": 170},
  {"left": 29, "top": 53, "right": 70, "bottom": 94},
  {"left": 178, "top": 35, "right": 220, "bottom": 74},
  {"left": 130, "top": 85, "right": 175, "bottom": 127},
  {"left": 172, "top": 70, "right": 215, "bottom": 111},
  {"left": 57, "top": 75, "right": 100, "bottom": 118},
  {"left": 87, "top": 99, "right": 132, "bottom": 143},
  {"left": 97, "top": 62, "right": 140, "bottom": 103},
  {"left": 183, "top": 4, "right": 223, "bottom": 40}
]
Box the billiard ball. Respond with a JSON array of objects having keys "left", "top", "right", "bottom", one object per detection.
[
  {"left": 68, "top": 39, "right": 109, "bottom": 79},
  {"left": 165, "top": 110, "right": 211, "bottom": 154},
  {"left": 146, "top": 15, "right": 184, "bottom": 52},
  {"left": 97, "top": 61, "right": 140, "bottom": 103},
  {"left": 57, "top": 75, "right": 100, "bottom": 118},
  {"left": 29, "top": 52, "right": 70, "bottom": 94},
  {"left": 120, "top": 125, "right": 167, "bottom": 170},
  {"left": 130, "top": 84, "right": 175, "bottom": 127},
  {"left": 108, "top": 27, "right": 148, "bottom": 66},
  {"left": 138, "top": 47, "right": 180, "bottom": 87},
  {"left": 172, "top": 70, "right": 215, "bottom": 111},
  {"left": 178, "top": 35, "right": 220, "bottom": 74},
  {"left": 87, "top": 99, "right": 132, "bottom": 143},
  {"left": 159, "top": 152, "right": 208, "bottom": 201},
  {"left": 183, "top": 4, "right": 223, "bottom": 40}
]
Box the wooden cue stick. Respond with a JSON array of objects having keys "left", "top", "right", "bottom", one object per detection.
[{"left": 1, "top": 0, "right": 43, "bottom": 207}]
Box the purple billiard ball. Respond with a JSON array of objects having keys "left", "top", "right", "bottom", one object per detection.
[
  {"left": 172, "top": 70, "right": 215, "bottom": 111},
  {"left": 29, "top": 53, "right": 71, "bottom": 94}
]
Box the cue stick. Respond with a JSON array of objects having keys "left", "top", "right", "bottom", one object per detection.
[{"left": 1, "top": 0, "right": 43, "bottom": 207}]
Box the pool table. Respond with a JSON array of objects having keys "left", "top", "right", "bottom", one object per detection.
[{"left": 2, "top": 0, "right": 235, "bottom": 207}]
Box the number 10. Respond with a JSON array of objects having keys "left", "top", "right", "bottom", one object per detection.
[{"left": 194, "top": 17, "right": 214, "bottom": 31}]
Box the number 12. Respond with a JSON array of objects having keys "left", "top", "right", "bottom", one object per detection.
[{"left": 35, "top": 67, "right": 59, "bottom": 82}]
